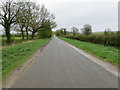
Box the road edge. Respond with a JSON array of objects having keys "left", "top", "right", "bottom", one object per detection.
[
  {"left": 57, "top": 37, "right": 118, "bottom": 77},
  {"left": 2, "top": 38, "right": 52, "bottom": 88}
]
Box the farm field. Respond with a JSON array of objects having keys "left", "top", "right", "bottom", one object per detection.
[
  {"left": 2, "top": 38, "right": 51, "bottom": 80},
  {"left": 59, "top": 37, "right": 118, "bottom": 65},
  {"left": 1, "top": 39, "right": 34, "bottom": 49},
  {"left": 92, "top": 31, "right": 118, "bottom": 35},
  {"left": 2, "top": 36, "right": 31, "bottom": 46}
]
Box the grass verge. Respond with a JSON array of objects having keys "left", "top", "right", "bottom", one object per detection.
[
  {"left": 59, "top": 37, "right": 118, "bottom": 65},
  {"left": 2, "top": 38, "right": 50, "bottom": 80}
]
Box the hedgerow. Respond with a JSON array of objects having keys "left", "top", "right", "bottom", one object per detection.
[{"left": 64, "top": 33, "right": 120, "bottom": 47}]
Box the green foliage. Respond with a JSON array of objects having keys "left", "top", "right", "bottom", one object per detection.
[
  {"left": 0, "top": 1, "right": 56, "bottom": 44},
  {"left": 64, "top": 33, "right": 120, "bottom": 47},
  {"left": 11, "top": 35, "right": 15, "bottom": 42},
  {"left": 2, "top": 38, "right": 50, "bottom": 79},
  {"left": 2, "top": 34, "right": 36, "bottom": 45},
  {"left": 81, "top": 24, "right": 92, "bottom": 35},
  {"left": 38, "top": 28, "right": 52, "bottom": 39},
  {"left": 61, "top": 28, "right": 67, "bottom": 36},
  {"left": 55, "top": 28, "right": 67, "bottom": 36},
  {"left": 59, "top": 37, "right": 118, "bottom": 65},
  {"left": 55, "top": 30, "right": 62, "bottom": 36},
  {"left": 37, "top": 21, "right": 52, "bottom": 39},
  {"left": 93, "top": 31, "right": 118, "bottom": 35},
  {"left": 2, "top": 37, "right": 23, "bottom": 45},
  {"left": 71, "top": 27, "right": 79, "bottom": 36},
  {"left": 104, "top": 28, "right": 112, "bottom": 35},
  {"left": 93, "top": 32, "right": 104, "bottom": 35}
]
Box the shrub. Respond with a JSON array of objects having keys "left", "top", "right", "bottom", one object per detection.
[
  {"left": 38, "top": 28, "right": 52, "bottom": 39},
  {"left": 55, "top": 30, "right": 61, "bottom": 36},
  {"left": 64, "top": 33, "right": 120, "bottom": 47}
]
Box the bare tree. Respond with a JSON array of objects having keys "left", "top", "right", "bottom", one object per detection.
[
  {"left": 0, "top": 0, "right": 20, "bottom": 44},
  {"left": 16, "top": 2, "right": 38, "bottom": 40},
  {"left": 29, "top": 4, "right": 57, "bottom": 39},
  {"left": 0, "top": 1, "right": 57, "bottom": 41},
  {"left": 23, "top": 2, "right": 33, "bottom": 40},
  {"left": 28, "top": 3, "right": 42, "bottom": 39},
  {"left": 16, "top": 2, "right": 26, "bottom": 40},
  {"left": 48, "top": 14, "right": 57, "bottom": 29}
]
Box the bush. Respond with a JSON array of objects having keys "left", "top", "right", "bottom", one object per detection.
[
  {"left": 64, "top": 33, "right": 120, "bottom": 47},
  {"left": 55, "top": 30, "right": 61, "bottom": 36},
  {"left": 38, "top": 28, "right": 52, "bottom": 39}
]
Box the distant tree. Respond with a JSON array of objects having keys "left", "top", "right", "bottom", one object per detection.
[
  {"left": 81, "top": 28, "right": 84, "bottom": 34},
  {"left": 104, "top": 28, "right": 112, "bottom": 35},
  {"left": 55, "top": 30, "right": 61, "bottom": 36},
  {"left": 71, "top": 27, "right": 79, "bottom": 36},
  {"left": 60, "top": 28, "right": 67, "bottom": 36},
  {"left": 117, "top": 31, "right": 120, "bottom": 35},
  {"left": 81, "top": 24, "right": 92, "bottom": 35},
  {"left": 63, "top": 28, "right": 67, "bottom": 36},
  {"left": 60, "top": 29, "right": 64, "bottom": 35}
]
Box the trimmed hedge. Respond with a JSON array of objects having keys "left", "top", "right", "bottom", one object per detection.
[{"left": 65, "top": 34, "right": 120, "bottom": 47}]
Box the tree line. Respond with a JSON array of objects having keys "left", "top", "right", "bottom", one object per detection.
[
  {"left": 55, "top": 24, "right": 118, "bottom": 36},
  {"left": 0, "top": 0, "right": 57, "bottom": 44},
  {"left": 55, "top": 24, "right": 92, "bottom": 36},
  {"left": 55, "top": 24, "right": 120, "bottom": 47}
]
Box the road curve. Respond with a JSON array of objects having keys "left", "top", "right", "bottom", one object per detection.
[{"left": 11, "top": 37, "right": 118, "bottom": 88}]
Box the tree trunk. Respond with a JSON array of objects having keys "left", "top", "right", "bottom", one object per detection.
[
  {"left": 20, "top": 25, "right": 24, "bottom": 40},
  {"left": 26, "top": 30, "right": 28, "bottom": 39},
  {"left": 21, "top": 30, "right": 24, "bottom": 40},
  {"left": 25, "top": 26, "right": 29, "bottom": 40},
  {"left": 5, "top": 25, "right": 11, "bottom": 44},
  {"left": 31, "top": 32, "right": 35, "bottom": 39},
  {"left": 73, "top": 33, "right": 76, "bottom": 36}
]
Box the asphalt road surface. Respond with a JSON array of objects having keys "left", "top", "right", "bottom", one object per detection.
[{"left": 11, "top": 37, "right": 118, "bottom": 88}]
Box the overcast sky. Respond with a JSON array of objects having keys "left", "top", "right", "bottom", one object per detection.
[
  {"left": 35, "top": 0, "right": 118, "bottom": 32},
  {"left": 0, "top": 0, "right": 118, "bottom": 33}
]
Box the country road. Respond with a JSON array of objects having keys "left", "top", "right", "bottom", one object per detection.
[{"left": 10, "top": 37, "right": 118, "bottom": 88}]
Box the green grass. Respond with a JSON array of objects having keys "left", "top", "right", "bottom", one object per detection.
[
  {"left": 2, "top": 37, "right": 22, "bottom": 40},
  {"left": 2, "top": 37, "right": 23, "bottom": 45},
  {"left": 2, "top": 38, "right": 50, "bottom": 80},
  {"left": 59, "top": 37, "right": 118, "bottom": 65},
  {"left": 92, "top": 31, "right": 118, "bottom": 35},
  {"left": 92, "top": 32, "right": 104, "bottom": 35},
  {"left": 2, "top": 36, "right": 33, "bottom": 46}
]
